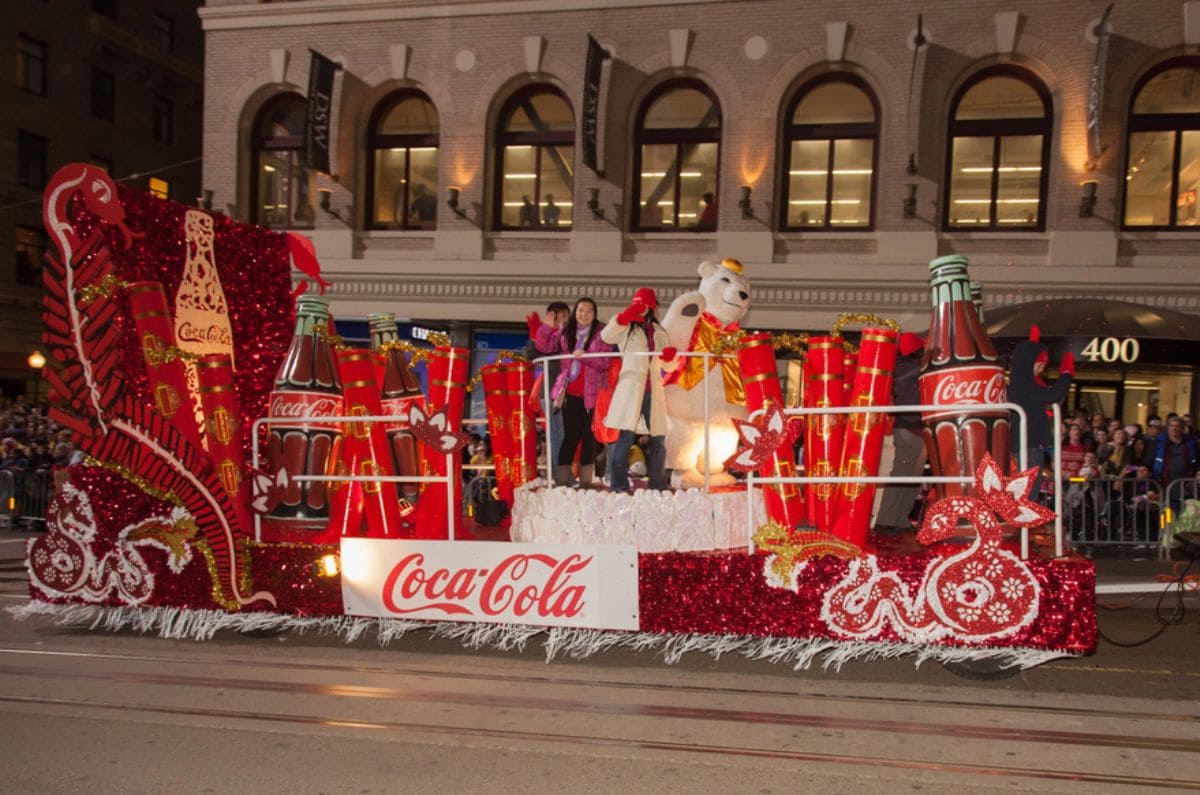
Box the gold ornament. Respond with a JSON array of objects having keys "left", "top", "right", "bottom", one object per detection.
[
  {"left": 752, "top": 520, "right": 861, "bottom": 588},
  {"left": 78, "top": 274, "right": 130, "bottom": 303}
]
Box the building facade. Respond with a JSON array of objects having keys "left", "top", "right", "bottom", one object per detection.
[
  {"left": 2, "top": 0, "right": 204, "bottom": 397},
  {"left": 200, "top": 0, "right": 1200, "bottom": 421}
]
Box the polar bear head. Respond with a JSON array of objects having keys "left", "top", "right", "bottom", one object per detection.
[{"left": 697, "top": 258, "right": 751, "bottom": 327}]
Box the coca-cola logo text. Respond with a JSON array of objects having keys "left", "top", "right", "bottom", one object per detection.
[
  {"left": 269, "top": 392, "right": 342, "bottom": 421},
  {"left": 380, "top": 552, "right": 590, "bottom": 619},
  {"left": 177, "top": 320, "right": 232, "bottom": 347},
  {"left": 920, "top": 367, "right": 1006, "bottom": 408}
]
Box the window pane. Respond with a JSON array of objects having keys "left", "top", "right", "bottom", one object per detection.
[
  {"left": 538, "top": 146, "right": 574, "bottom": 229},
  {"left": 996, "top": 135, "right": 1042, "bottom": 227},
  {"left": 644, "top": 88, "right": 717, "bottom": 129},
  {"left": 258, "top": 152, "right": 313, "bottom": 228},
  {"left": 377, "top": 97, "right": 438, "bottom": 135},
  {"left": 678, "top": 143, "right": 716, "bottom": 229},
  {"left": 14, "top": 225, "right": 45, "bottom": 287},
  {"left": 948, "top": 137, "right": 994, "bottom": 226},
  {"left": 373, "top": 148, "right": 408, "bottom": 227},
  {"left": 17, "top": 37, "right": 45, "bottom": 95},
  {"left": 506, "top": 92, "right": 573, "bottom": 133},
  {"left": 957, "top": 77, "right": 1044, "bottom": 120},
  {"left": 409, "top": 147, "right": 438, "bottom": 229},
  {"left": 1133, "top": 67, "right": 1200, "bottom": 115},
  {"left": 1175, "top": 130, "right": 1200, "bottom": 226},
  {"left": 793, "top": 82, "right": 874, "bottom": 125},
  {"left": 502, "top": 145, "right": 538, "bottom": 228},
  {"left": 262, "top": 100, "right": 305, "bottom": 139},
  {"left": 787, "top": 139, "right": 829, "bottom": 226},
  {"left": 1124, "top": 131, "right": 1174, "bottom": 226},
  {"left": 639, "top": 144, "right": 677, "bottom": 227},
  {"left": 830, "top": 139, "right": 872, "bottom": 226}
]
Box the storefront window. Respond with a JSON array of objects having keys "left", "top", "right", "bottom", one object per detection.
[
  {"left": 251, "top": 94, "right": 314, "bottom": 229},
  {"left": 367, "top": 92, "right": 439, "bottom": 230},
  {"left": 782, "top": 76, "right": 877, "bottom": 230},
  {"left": 633, "top": 79, "right": 721, "bottom": 231},
  {"left": 945, "top": 68, "right": 1050, "bottom": 230},
  {"left": 494, "top": 86, "right": 574, "bottom": 231},
  {"left": 1124, "top": 59, "right": 1200, "bottom": 228}
]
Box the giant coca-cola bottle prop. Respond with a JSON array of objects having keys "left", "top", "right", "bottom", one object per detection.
[
  {"left": 368, "top": 312, "right": 424, "bottom": 508},
  {"left": 918, "top": 255, "right": 1009, "bottom": 501},
  {"left": 264, "top": 293, "right": 343, "bottom": 539}
]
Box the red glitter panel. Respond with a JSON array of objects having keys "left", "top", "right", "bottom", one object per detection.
[{"left": 68, "top": 187, "right": 294, "bottom": 461}]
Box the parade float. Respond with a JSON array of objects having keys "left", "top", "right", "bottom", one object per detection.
[{"left": 12, "top": 164, "right": 1097, "bottom": 675}]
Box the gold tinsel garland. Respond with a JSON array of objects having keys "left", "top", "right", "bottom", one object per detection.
[
  {"left": 465, "top": 350, "right": 527, "bottom": 392},
  {"left": 78, "top": 274, "right": 131, "bottom": 303},
  {"left": 83, "top": 454, "right": 185, "bottom": 508}
]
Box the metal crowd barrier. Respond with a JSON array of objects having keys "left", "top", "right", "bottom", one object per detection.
[
  {"left": 0, "top": 469, "right": 13, "bottom": 529},
  {"left": 1, "top": 469, "right": 53, "bottom": 531},
  {"left": 1062, "top": 475, "right": 1200, "bottom": 558}
]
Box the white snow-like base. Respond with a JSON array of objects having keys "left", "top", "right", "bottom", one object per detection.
[
  {"left": 7, "top": 600, "right": 1074, "bottom": 672},
  {"left": 510, "top": 480, "right": 769, "bottom": 552}
]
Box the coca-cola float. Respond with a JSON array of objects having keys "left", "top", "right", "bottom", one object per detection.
[{"left": 14, "top": 165, "right": 1095, "bottom": 676}]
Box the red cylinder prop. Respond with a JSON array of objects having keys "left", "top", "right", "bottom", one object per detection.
[
  {"left": 481, "top": 363, "right": 515, "bottom": 505},
  {"left": 127, "top": 281, "right": 206, "bottom": 451},
  {"left": 803, "top": 336, "right": 845, "bottom": 532},
  {"left": 831, "top": 329, "right": 898, "bottom": 546},
  {"left": 737, "top": 333, "right": 805, "bottom": 533},
  {"left": 414, "top": 345, "right": 469, "bottom": 539},
  {"left": 502, "top": 360, "right": 537, "bottom": 491},
  {"left": 323, "top": 349, "right": 407, "bottom": 541},
  {"left": 195, "top": 354, "right": 254, "bottom": 538}
]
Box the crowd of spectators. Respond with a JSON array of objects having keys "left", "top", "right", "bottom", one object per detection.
[
  {"left": 0, "top": 394, "right": 79, "bottom": 476},
  {"left": 1058, "top": 409, "right": 1200, "bottom": 538}
]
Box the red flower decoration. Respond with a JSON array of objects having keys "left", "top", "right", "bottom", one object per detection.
[
  {"left": 249, "top": 466, "right": 289, "bottom": 515},
  {"left": 409, "top": 404, "right": 471, "bottom": 454},
  {"left": 975, "top": 453, "right": 1056, "bottom": 528},
  {"left": 724, "top": 405, "right": 789, "bottom": 473}
]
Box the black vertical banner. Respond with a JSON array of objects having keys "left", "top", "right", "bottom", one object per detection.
[
  {"left": 1086, "top": 4, "right": 1113, "bottom": 165},
  {"left": 582, "top": 35, "right": 609, "bottom": 175},
  {"left": 304, "top": 50, "right": 340, "bottom": 174}
]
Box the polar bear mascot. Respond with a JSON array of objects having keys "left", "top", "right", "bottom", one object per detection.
[{"left": 661, "top": 258, "right": 752, "bottom": 488}]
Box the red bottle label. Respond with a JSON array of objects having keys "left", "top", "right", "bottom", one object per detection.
[
  {"left": 918, "top": 365, "right": 1006, "bottom": 421},
  {"left": 268, "top": 390, "right": 343, "bottom": 430}
]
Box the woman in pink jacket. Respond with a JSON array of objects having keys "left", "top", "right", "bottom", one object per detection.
[{"left": 529, "top": 297, "right": 613, "bottom": 487}]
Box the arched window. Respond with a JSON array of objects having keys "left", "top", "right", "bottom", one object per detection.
[
  {"left": 944, "top": 67, "right": 1051, "bottom": 230},
  {"left": 782, "top": 75, "right": 878, "bottom": 230},
  {"left": 251, "top": 93, "right": 313, "bottom": 229},
  {"left": 367, "top": 91, "right": 439, "bottom": 230},
  {"left": 494, "top": 85, "right": 574, "bottom": 231},
  {"left": 1124, "top": 58, "right": 1200, "bottom": 228},
  {"left": 633, "top": 79, "right": 721, "bottom": 231}
]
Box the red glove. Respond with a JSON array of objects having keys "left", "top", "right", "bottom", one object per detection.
[
  {"left": 616, "top": 302, "right": 646, "bottom": 325},
  {"left": 1059, "top": 351, "right": 1076, "bottom": 378},
  {"left": 660, "top": 346, "right": 677, "bottom": 363},
  {"left": 526, "top": 311, "right": 542, "bottom": 338}
]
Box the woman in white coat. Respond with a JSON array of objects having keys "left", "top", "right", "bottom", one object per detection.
[{"left": 601, "top": 287, "right": 678, "bottom": 491}]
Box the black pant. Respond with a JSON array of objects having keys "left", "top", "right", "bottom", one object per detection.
[{"left": 558, "top": 394, "right": 596, "bottom": 466}]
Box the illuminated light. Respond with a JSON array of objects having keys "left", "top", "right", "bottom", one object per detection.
[
  {"left": 658, "top": 201, "right": 674, "bottom": 207},
  {"left": 960, "top": 166, "right": 1042, "bottom": 173},
  {"left": 263, "top": 165, "right": 276, "bottom": 173},
  {"left": 504, "top": 173, "right": 537, "bottom": 179},
  {"left": 409, "top": 147, "right": 437, "bottom": 153},
  {"left": 317, "top": 554, "right": 341, "bottom": 578},
  {"left": 789, "top": 199, "right": 861, "bottom": 205},
  {"left": 506, "top": 146, "right": 533, "bottom": 151},
  {"left": 789, "top": 169, "right": 873, "bottom": 175},
  {"left": 680, "top": 171, "right": 703, "bottom": 177},
  {"left": 7, "top": 497, "right": 12, "bottom": 511},
  {"left": 953, "top": 198, "right": 1039, "bottom": 205},
  {"left": 678, "top": 212, "right": 697, "bottom": 218},
  {"left": 339, "top": 544, "right": 371, "bottom": 583}
]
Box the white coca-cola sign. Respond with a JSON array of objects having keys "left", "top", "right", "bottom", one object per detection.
[
  {"left": 919, "top": 366, "right": 1007, "bottom": 420},
  {"left": 340, "top": 539, "right": 639, "bottom": 630}
]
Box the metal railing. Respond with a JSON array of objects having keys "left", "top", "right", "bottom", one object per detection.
[
  {"left": 250, "top": 415, "right": 460, "bottom": 542},
  {"left": 0, "top": 468, "right": 53, "bottom": 531},
  {"left": 533, "top": 348, "right": 721, "bottom": 489},
  {"left": 745, "top": 402, "right": 1049, "bottom": 560}
]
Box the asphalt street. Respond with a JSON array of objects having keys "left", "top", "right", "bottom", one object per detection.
[{"left": 0, "top": 531, "right": 1197, "bottom": 794}]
